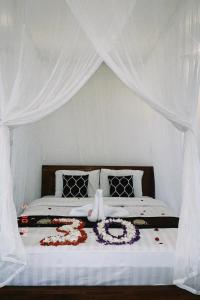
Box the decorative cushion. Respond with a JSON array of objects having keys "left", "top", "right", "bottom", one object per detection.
[
  {"left": 62, "top": 175, "right": 89, "bottom": 198},
  {"left": 55, "top": 169, "right": 100, "bottom": 197},
  {"left": 108, "top": 175, "right": 135, "bottom": 197},
  {"left": 100, "top": 169, "right": 143, "bottom": 197}
]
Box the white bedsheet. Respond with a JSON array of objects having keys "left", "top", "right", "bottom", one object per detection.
[
  {"left": 10, "top": 197, "right": 178, "bottom": 286},
  {"left": 21, "top": 196, "right": 176, "bottom": 218}
]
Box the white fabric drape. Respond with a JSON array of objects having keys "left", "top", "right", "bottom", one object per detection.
[
  {"left": 0, "top": 0, "right": 102, "bottom": 286},
  {"left": 150, "top": 112, "right": 183, "bottom": 215},
  {"left": 11, "top": 124, "right": 43, "bottom": 216},
  {"left": 0, "top": 126, "right": 26, "bottom": 285},
  {"left": 1, "top": 0, "right": 200, "bottom": 294},
  {"left": 66, "top": 0, "right": 200, "bottom": 293},
  {"left": 12, "top": 63, "right": 183, "bottom": 215}
]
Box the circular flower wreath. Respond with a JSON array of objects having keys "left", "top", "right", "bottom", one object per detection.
[
  {"left": 40, "top": 218, "right": 87, "bottom": 246},
  {"left": 94, "top": 218, "right": 140, "bottom": 245}
]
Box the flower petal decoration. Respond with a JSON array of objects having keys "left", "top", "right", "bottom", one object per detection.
[
  {"left": 94, "top": 218, "right": 140, "bottom": 245},
  {"left": 40, "top": 218, "right": 87, "bottom": 246}
]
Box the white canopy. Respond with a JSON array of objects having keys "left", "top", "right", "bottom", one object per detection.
[{"left": 0, "top": 0, "right": 200, "bottom": 293}]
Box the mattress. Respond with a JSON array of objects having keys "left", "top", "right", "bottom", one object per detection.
[{"left": 10, "top": 196, "right": 177, "bottom": 286}]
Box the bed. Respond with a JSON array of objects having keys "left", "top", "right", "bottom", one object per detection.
[{"left": 1, "top": 165, "right": 196, "bottom": 299}]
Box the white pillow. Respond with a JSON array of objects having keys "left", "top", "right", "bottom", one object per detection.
[
  {"left": 100, "top": 169, "right": 144, "bottom": 197},
  {"left": 55, "top": 169, "right": 100, "bottom": 197}
]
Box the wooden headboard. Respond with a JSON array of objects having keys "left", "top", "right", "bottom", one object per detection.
[{"left": 42, "top": 165, "right": 155, "bottom": 198}]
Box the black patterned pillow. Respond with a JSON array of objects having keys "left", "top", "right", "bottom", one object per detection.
[
  {"left": 108, "top": 175, "right": 135, "bottom": 197},
  {"left": 62, "top": 174, "right": 89, "bottom": 198}
]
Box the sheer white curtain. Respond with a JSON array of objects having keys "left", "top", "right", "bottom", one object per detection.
[
  {"left": 66, "top": 0, "right": 200, "bottom": 294},
  {"left": 1, "top": 0, "right": 200, "bottom": 293},
  {"left": 151, "top": 112, "right": 183, "bottom": 215},
  {"left": 0, "top": 0, "right": 102, "bottom": 286},
  {"left": 11, "top": 124, "right": 43, "bottom": 216}
]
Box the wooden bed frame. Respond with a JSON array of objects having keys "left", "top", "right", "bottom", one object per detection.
[
  {"left": 1, "top": 165, "right": 197, "bottom": 300},
  {"left": 1, "top": 285, "right": 197, "bottom": 300},
  {"left": 41, "top": 165, "right": 155, "bottom": 198}
]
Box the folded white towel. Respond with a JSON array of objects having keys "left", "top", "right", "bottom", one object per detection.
[
  {"left": 88, "top": 189, "right": 101, "bottom": 221},
  {"left": 69, "top": 204, "right": 92, "bottom": 217},
  {"left": 96, "top": 189, "right": 105, "bottom": 221},
  {"left": 69, "top": 189, "right": 101, "bottom": 221},
  {"left": 69, "top": 189, "right": 129, "bottom": 219},
  {"left": 70, "top": 205, "right": 129, "bottom": 218}
]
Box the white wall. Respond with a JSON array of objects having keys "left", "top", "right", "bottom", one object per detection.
[
  {"left": 40, "top": 63, "right": 153, "bottom": 165},
  {"left": 12, "top": 63, "right": 183, "bottom": 214}
]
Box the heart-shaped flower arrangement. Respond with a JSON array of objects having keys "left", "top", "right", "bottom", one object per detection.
[{"left": 40, "top": 218, "right": 87, "bottom": 246}]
